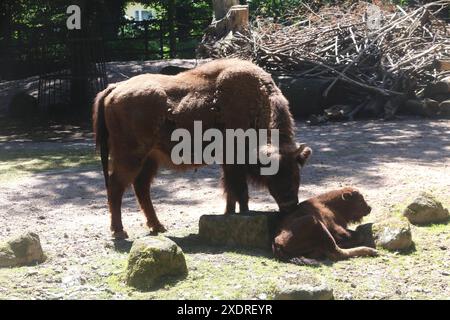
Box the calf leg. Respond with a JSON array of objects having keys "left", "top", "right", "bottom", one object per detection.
[
  {"left": 133, "top": 158, "right": 166, "bottom": 234},
  {"left": 335, "top": 229, "right": 365, "bottom": 249},
  {"left": 315, "top": 220, "right": 378, "bottom": 260},
  {"left": 221, "top": 165, "right": 249, "bottom": 214}
]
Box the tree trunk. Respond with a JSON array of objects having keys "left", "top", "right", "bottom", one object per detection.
[
  {"left": 207, "top": 4, "right": 249, "bottom": 38},
  {"left": 168, "top": 0, "right": 176, "bottom": 58},
  {"left": 212, "top": 0, "right": 240, "bottom": 21}
]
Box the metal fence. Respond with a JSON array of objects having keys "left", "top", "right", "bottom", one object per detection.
[{"left": 0, "top": 18, "right": 211, "bottom": 81}]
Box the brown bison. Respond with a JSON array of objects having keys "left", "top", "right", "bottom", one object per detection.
[
  {"left": 93, "top": 59, "right": 310, "bottom": 239},
  {"left": 273, "top": 187, "right": 378, "bottom": 263}
]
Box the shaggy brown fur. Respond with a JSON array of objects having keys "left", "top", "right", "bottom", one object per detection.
[
  {"left": 93, "top": 59, "right": 309, "bottom": 239},
  {"left": 273, "top": 187, "right": 378, "bottom": 262}
]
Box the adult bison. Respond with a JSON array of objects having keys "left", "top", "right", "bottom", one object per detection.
[{"left": 93, "top": 58, "right": 310, "bottom": 239}]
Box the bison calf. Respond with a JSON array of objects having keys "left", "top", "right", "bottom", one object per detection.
[{"left": 273, "top": 187, "right": 378, "bottom": 263}]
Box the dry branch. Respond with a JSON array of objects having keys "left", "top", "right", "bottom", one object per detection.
[{"left": 199, "top": 1, "right": 450, "bottom": 118}]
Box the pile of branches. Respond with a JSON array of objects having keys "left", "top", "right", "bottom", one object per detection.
[{"left": 200, "top": 1, "right": 450, "bottom": 120}]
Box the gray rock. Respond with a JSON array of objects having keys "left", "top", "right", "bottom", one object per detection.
[
  {"left": 356, "top": 219, "right": 413, "bottom": 251},
  {"left": 0, "top": 232, "right": 46, "bottom": 268},
  {"left": 403, "top": 193, "right": 449, "bottom": 225},
  {"left": 274, "top": 282, "right": 334, "bottom": 300},
  {"left": 198, "top": 212, "right": 278, "bottom": 250},
  {"left": 126, "top": 236, "right": 187, "bottom": 290}
]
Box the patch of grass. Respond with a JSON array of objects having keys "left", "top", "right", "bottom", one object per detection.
[
  {"left": 0, "top": 117, "right": 92, "bottom": 143},
  {"left": 94, "top": 244, "right": 321, "bottom": 300},
  {"left": 424, "top": 223, "right": 450, "bottom": 234},
  {"left": 0, "top": 147, "right": 99, "bottom": 182}
]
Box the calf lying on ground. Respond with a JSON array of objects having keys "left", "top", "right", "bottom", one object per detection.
[{"left": 272, "top": 187, "right": 378, "bottom": 263}]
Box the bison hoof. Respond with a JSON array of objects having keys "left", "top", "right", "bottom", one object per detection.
[
  {"left": 367, "top": 248, "right": 378, "bottom": 257},
  {"left": 148, "top": 223, "right": 167, "bottom": 234},
  {"left": 112, "top": 230, "right": 129, "bottom": 239}
]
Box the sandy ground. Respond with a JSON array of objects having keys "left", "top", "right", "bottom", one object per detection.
[{"left": 0, "top": 118, "right": 449, "bottom": 299}]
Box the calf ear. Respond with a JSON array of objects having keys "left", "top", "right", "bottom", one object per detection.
[{"left": 295, "top": 143, "right": 312, "bottom": 166}]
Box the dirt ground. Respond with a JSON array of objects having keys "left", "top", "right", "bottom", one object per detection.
[{"left": 0, "top": 118, "right": 449, "bottom": 300}]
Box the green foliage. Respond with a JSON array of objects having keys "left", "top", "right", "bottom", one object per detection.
[{"left": 245, "top": 0, "right": 305, "bottom": 17}]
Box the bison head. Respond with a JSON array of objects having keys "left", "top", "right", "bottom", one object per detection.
[{"left": 267, "top": 143, "right": 312, "bottom": 213}]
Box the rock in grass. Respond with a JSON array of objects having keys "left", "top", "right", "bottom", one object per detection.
[
  {"left": 356, "top": 219, "right": 413, "bottom": 251},
  {"left": 126, "top": 236, "right": 187, "bottom": 290},
  {"left": 373, "top": 219, "right": 413, "bottom": 251},
  {"left": 273, "top": 275, "right": 333, "bottom": 300},
  {"left": 403, "top": 193, "right": 449, "bottom": 225},
  {"left": 199, "top": 212, "right": 278, "bottom": 250},
  {"left": 0, "top": 232, "right": 46, "bottom": 268}
]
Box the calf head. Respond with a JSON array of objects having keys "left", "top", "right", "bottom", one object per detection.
[{"left": 340, "top": 188, "right": 372, "bottom": 223}]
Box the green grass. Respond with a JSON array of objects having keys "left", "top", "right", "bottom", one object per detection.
[
  {"left": 0, "top": 218, "right": 448, "bottom": 300},
  {"left": 0, "top": 148, "right": 99, "bottom": 182},
  {"left": 97, "top": 249, "right": 321, "bottom": 300}
]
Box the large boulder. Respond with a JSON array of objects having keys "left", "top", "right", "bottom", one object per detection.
[
  {"left": 0, "top": 232, "right": 46, "bottom": 268},
  {"left": 126, "top": 236, "right": 187, "bottom": 290},
  {"left": 403, "top": 193, "right": 449, "bottom": 225},
  {"left": 199, "top": 212, "right": 278, "bottom": 250},
  {"left": 356, "top": 219, "right": 413, "bottom": 251}
]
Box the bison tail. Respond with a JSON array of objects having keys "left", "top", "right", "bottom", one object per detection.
[{"left": 93, "top": 85, "right": 115, "bottom": 189}]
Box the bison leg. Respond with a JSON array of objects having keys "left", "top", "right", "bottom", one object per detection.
[
  {"left": 133, "top": 158, "right": 166, "bottom": 234},
  {"left": 108, "top": 152, "right": 145, "bottom": 239},
  {"left": 108, "top": 172, "right": 129, "bottom": 239},
  {"left": 222, "top": 165, "right": 249, "bottom": 214}
]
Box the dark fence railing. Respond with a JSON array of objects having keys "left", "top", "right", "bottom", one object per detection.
[{"left": 0, "top": 18, "right": 211, "bottom": 81}]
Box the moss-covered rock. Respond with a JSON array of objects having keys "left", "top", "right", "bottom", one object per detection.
[
  {"left": 126, "top": 236, "right": 187, "bottom": 291},
  {"left": 274, "top": 281, "right": 334, "bottom": 300},
  {"left": 403, "top": 193, "right": 449, "bottom": 225},
  {"left": 356, "top": 219, "right": 413, "bottom": 251},
  {"left": 198, "top": 212, "right": 278, "bottom": 250},
  {"left": 0, "top": 232, "right": 46, "bottom": 268}
]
